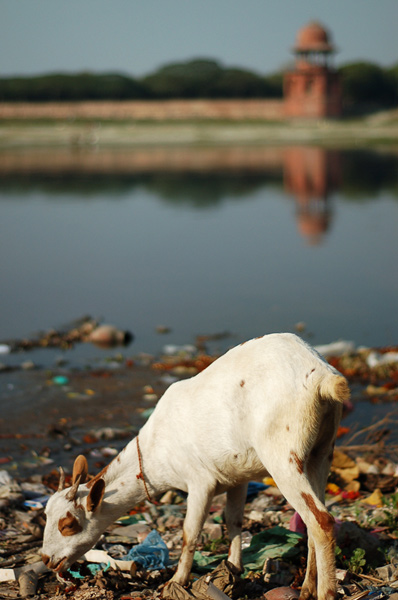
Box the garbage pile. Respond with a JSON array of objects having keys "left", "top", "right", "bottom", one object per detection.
[
  {"left": 1, "top": 442, "right": 398, "bottom": 600},
  {"left": 0, "top": 316, "right": 133, "bottom": 356},
  {"left": 0, "top": 336, "right": 398, "bottom": 599}
]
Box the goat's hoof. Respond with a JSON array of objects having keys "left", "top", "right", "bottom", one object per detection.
[{"left": 299, "top": 589, "right": 317, "bottom": 600}]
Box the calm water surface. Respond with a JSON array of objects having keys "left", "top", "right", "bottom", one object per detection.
[{"left": 1, "top": 145, "right": 397, "bottom": 366}]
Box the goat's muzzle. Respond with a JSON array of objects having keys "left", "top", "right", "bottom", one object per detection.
[{"left": 42, "top": 553, "right": 68, "bottom": 572}]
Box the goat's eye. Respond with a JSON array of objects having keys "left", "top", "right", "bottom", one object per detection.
[{"left": 58, "top": 512, "right": 82, "bottom": 536}]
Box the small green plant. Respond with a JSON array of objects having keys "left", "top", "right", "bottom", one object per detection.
[
  {"left": 202, "top": 536, "right": 227, "bottom": 553},
  {"left": 335, "top": 546, "right": 367, "bottom": 574},
  {"left": 349, "top": 548, "right": 367, "bottom": 574},
  {"left": 381, "top": 493, "right": 398, "bottom": 532}
]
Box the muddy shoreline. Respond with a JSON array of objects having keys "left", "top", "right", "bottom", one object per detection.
[{"left": 0, "top": 362, "right": 165, "bottom": 479}]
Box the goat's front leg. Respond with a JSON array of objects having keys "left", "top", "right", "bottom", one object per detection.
[
  {"left": 225, "top": 483, "right": 247, "bottom": 572},
  {"left": 171, "top": 483, "right": 216, "bottom": 586}
]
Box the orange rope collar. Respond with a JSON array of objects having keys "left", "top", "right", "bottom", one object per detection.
[{"left": 136, "top": 436, "right": 158, "bottom": 505}]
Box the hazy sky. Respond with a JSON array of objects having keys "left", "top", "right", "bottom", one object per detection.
[{"left": 2, "top": 0, "right": 397, "bottom": 78}]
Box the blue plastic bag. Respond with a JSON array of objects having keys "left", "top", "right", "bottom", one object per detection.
[{"left": 125, "top": 530, "right": 170, "bottom": 570}]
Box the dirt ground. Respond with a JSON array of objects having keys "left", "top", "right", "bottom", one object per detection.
[{"left": 0, "top": 363, "right": 165, "bottom": 478}]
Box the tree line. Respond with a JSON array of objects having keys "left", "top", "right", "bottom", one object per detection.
[{"left": 0, "top": 58, "right": 396, "bottom": 109}]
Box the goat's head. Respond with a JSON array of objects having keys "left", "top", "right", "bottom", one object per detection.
[{"left": 42, "top": 455, "right": 106, "bottom": 576}]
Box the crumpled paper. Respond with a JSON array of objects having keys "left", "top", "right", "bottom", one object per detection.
[{"left": 164, "top": 560, "right": 243, "bottom": 600}]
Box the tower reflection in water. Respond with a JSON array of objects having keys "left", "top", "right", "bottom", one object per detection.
[
  {"left": 283, "top": 147, "right": 342, "bottom": 245},
  {"left": 0, "top": 144, "right": 342, "bottom": 245}
]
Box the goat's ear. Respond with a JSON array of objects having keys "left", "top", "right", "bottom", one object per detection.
[
  {"left": 72, "top": 455, "right": 88, "bottom": 485},
  {"left": 87, "top": 479, "right": 105, "bottom": 513}
]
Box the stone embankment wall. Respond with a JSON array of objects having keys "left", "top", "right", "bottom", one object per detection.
[
  {"left": 0, "top": 146, "right": 285, "bottom": 175},
  {"left": 0, "top": 99, "right": 285, "bottom": 121}
]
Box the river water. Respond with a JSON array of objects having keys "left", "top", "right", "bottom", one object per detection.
[{"left": 0, "top": 144, "right": 397, "bottom": 367}]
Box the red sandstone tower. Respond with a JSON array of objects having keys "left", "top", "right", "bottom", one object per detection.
[{"left": 284, "top": 21, "right": 342, "bottom": 118}]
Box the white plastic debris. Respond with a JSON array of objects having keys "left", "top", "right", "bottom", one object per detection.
[
  {"left": 163, "top": 344, "right": 196, "bottom": 356},
  {"left": 315, "top": 340, "right": 355, "bottom": 358},
  {"left": 205, "top": 578, "right": 231, "bottom": 600},
  {"left": 82, "top": 549, "right": 134, "bottom": 571},
  {"left": 0, "top": 471, "right": 21, "bottom": 497},
  {"left": 0, "top": 561, "right": 48, "bottom": 583},
  {"left": 366, "top": 351, "right": 398, "bottom": 368}
]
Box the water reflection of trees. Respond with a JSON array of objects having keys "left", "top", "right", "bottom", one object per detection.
[
  {"left": 0, "top": 172, "right": 283, "bottom": 206},
  {"left": 142, "top": 172, "right": 282, "bottom": 207},
  {"left": 340, "top": 150, "right": 398, "bottom": 200},
  {"left": 0, "top": 148, "right": 397, "bottom": 205}
]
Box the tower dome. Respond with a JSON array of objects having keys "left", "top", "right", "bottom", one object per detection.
[
  {"left": 294, "top": 21, "right": 335, "bottom": 53},
  {"left": 284, "top": 21, "right": 342, "bottom": 118}
]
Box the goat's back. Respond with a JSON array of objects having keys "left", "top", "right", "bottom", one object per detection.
[{"left": 142, "top": 333, "right": 348, "bottom": 486}]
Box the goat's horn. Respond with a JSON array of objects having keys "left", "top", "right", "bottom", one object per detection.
[
  {"left": 58, "top": 466, "right": 66, "bottom": 492},
  {"left": 65, "top": 473, "right": 82, "bottom": 501}
]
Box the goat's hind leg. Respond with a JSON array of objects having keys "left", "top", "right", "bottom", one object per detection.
[
  {"left": 260, "top": 462, "right": 336, "bottom": 600},
  {"left": 300, "top": 402, "right": 341, "bottom": 600},
  {"left": 301, "top": 537, "right": 317, "bottom": 600},
  {"left": 225, "top": 483, "right": 248, "bottom": 572},
  {"left": 301, "top": 456, "right": 335, "bottom": 600}
]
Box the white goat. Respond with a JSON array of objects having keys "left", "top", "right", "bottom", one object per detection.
[{"left": 42, "top": 333, "right": 349, "bottom": 600}]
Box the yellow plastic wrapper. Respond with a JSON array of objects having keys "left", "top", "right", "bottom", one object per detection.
[
  {"left": 326, "top": 483, "right": 341, "bottom": 495},
  {"left": 360, "top": 488, "right": 384, "bottom": 507},
  {"left": 263, "top": 477, "right": 276, "bottom": 486}
]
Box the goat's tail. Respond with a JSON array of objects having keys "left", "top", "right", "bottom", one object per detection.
[{"left": 318, "top": 372, "right": 350, "bottom": 404}]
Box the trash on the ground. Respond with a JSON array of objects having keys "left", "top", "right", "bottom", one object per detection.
[
  {"left": 247, "top": 481, "right": 269, "bottom": 500},
  {"left": 331, "top": 450, "right": 360, "bottom": 487},
  {"left": 0, "top": 470, "right": 23, "bottom": 505},
  {"left": 142, "top": 385, "right": 158, "bottom": 401},
  {"left": 52, "top": 375, "right": 69, "bottom": 386},
  {"left": 140, "top": 407, "right": 155, "bottom": 419},
  {"left": 241, "top": 530, "right": 253, "bottom": 549},
  {"left": 23, "top": 494, "right": 50, "bottom": 509},
  {"left": 88, "top": 324, "right": 133, "bottom": 348},
  {"left": 263, "top": 557, "right": 296, "bottom": 586},
  {"left": 289, "top": 511, "right": 306, "bottom": 534},
  {"left": 375, "top": 563, "right": 398, "bottom": 583},
  {"left": 123, "top": 529, "right": 170, "bottom": 570},
  {"left": 193, "top": 526, "right": 302, "bottom": 575},
  {"left": 21, "top": 360, "right": 36, "bottom": 370},
  {"left": 162, "top": 345, "right": 197, "bottom": 356},
  {"left": 1, "top": 333, "right": 398, "bottom": 599},
  {"left": 0, "top": 560, "right": 49, "bottom": 583},
  {"left": 89, "top": 447, "right": 118, "bottom": 459},
  {"left": 82, "top": 549, "right": 133, "bottom": 572},
  {"left": 68, "top": 562, "right": 109, "bottom": 579},
  {"left": 360, "top": 488, "right": 384, "bottom": 507},
  {"left": 367, "top": 351, "right": 398, "bottom": 368},
  {"left": 336, "top": 568, "right": 351, "bottom": 584},
  {"left": 164, "top": 559, "right": 243, "bottom": 600},
  {"left": 315, "top": 340, "right": 356, "bottom": 357},
  {"left": 264, "top": 586, "right": 300, "bottom": 600},
  {"left": 18, "top": 568, "right": 38, "bottom": 596},
  {"left": 111, "top": 523, "right": 151, "bottom": 541}
]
